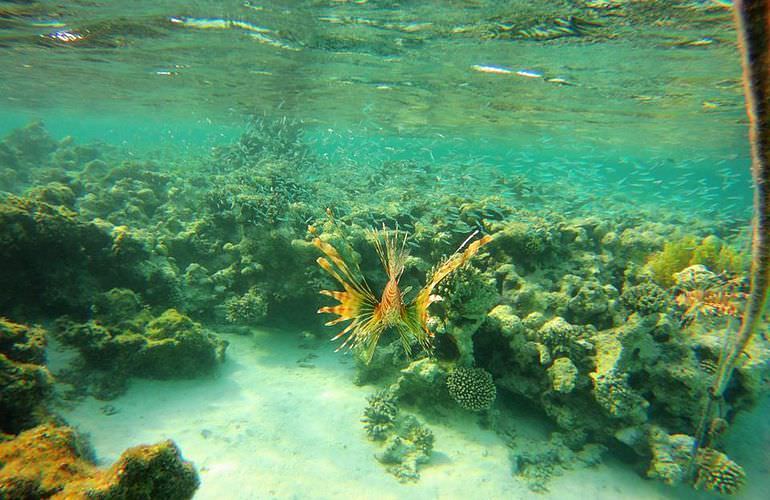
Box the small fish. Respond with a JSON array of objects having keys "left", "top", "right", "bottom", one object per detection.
[
  {"left": 545, "top": 77, "right": 573, "bottom": 85},
  {"left": 471, "top": 64, "right": 512, "bottom": 75},
  {"left": 516, "top": 69, "right": 543, "bottom": 78}
]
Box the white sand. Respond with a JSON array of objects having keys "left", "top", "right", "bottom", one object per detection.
[{"left": 52, "top": 329, "right": 768, "bottom": 499}]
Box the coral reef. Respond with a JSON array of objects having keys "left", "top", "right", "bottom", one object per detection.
[
  {"left": 446, "top": 366, "right": 497, "bottom": 411},
  {"left": 0, "top": 118, "right": 766, "bottom": 495},
  {"left": 0, "top": 423, "right": 199, "bottom": 499}
]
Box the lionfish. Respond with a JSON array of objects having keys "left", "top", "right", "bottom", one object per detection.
[
  {"left": 674, "top": 276, "right": 747, "bottom": 327},
  {"left": 313, "top": 227, "right": 492, "bottom": 363}
]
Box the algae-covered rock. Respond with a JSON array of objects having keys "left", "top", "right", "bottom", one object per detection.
[
  {"left": 645, "top": 427, "right": 694, "bottom": 486},
  {"left": 140, "top": 309, "right": 228, "bottom": 378},
  {"left": 56, "top": 304, "right": 228, "bottom": 396},
  {"left": 0, "top": 194, "right": 148, "bottom": 317},
  {"left": 0, "top": 318, "right": 53, "bottom": 434},
  {"left": 391, "top": 357, "right": 450, "bottom": 407},
  {"left": 0, "top": 423, "right": 199, "bottom": 499},
  {"left": 548, "top": 357, "right": 578, "bottom": 394}
]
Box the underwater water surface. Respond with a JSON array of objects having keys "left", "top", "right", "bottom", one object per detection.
[{"left": 0, "top": 1, "right": 768, "bottom": 499}]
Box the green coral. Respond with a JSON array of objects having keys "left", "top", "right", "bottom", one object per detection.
[
  {"left": 535, "top": 317, "right": 593, "bottom": 365},
  {"left": 436, "top": 265, "right": 499, "bottom": 321},
  {"left": 647, "top": 236, "right": 698, "bottom": 288},
  {"left": 547, "top": 357, "right": 578, "bottom": 393}
]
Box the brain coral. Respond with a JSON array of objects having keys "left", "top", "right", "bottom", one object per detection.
[{"left": 447, "top": 367, "right": 496, "bottom": 411}]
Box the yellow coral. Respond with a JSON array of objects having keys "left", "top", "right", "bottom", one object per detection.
[
  {"left": 647, "top": 235, "right": 746, "bottom": 287},
  {"left": 648, "top": 236, "right": 698, "bottom": 287}
]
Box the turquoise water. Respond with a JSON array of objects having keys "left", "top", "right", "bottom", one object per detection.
[{"left": 1, "top": 1, "right": 768, "bottom": 498}]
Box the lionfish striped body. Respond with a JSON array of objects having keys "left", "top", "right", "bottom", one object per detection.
[
  {"left": 314, "top": 227, "right": 492, "bottom": 363},
  {"left": 675, "top": 288, "right": 745, "bottom": 326}
]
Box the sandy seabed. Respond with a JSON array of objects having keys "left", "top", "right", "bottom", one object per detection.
[{"left": 51, "top": 329, "right": 769, "bottom": 500}]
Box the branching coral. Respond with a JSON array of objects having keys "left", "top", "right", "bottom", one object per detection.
[
  {"left": 361, "top": 390, "right": 435, "bottom": 482},
  {"left": 362, "top": 390, "right": 399, "bottom": 441},
  {"left": 510, "top": 433, "right": 606, "bottom": 493}
]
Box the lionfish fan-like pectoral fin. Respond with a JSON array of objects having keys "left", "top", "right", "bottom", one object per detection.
[
  {"left": 315, "top": 238, "right": 381, "bottom": 352},
  {"left": 393, "top": 322, "right": 415, "bottom": 359},
  {"left": 362, "top": 330, "right": 384, "bottom": 365},
  {"left": 333, "top": 314, "right": 385, "bottom": 359},
  {"left": 410, "top": 233, "right": 493, "bottom": 331}
]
